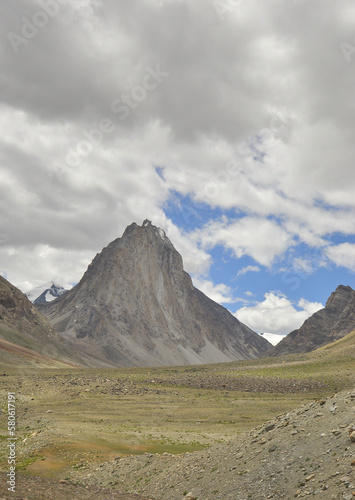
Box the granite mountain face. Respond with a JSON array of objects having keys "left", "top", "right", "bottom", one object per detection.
[
  {"left": 268, "top": 285, "right": 355, "bottom": 357},
  {"left": 39, "top": 220, "right": 271, "bottom": 367}
]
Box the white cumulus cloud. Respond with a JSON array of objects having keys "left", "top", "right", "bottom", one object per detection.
[
  {"left": 234, "top": 292, "right": 323, "bottom": 335},
  {"left": 325, "top": 243, "right": 355, "bottom": 272},
  {"left": 237, "top": 265, "right": 261, "bottom": 277},
  {"left": 191, "top": 277, "right": 235, "bottom": 304},
  {"left": 0, "top": 0, "right": 355, "bottom": 297},
  {"left": 193, "top": 217, "right": 293, "bottom": 267}
]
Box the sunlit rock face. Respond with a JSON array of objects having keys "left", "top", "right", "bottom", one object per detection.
[
  {"left": 40, "top": 220, "right": 270, "bottom": 367},
  {"left": 268, "top": 285, "right": 355, "bottom": 357}
]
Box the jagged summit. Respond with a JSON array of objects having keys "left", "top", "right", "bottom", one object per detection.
[
  {"left": 39, "top": 220, "right": 270, "bottom": 367},
  {"left": 26, "top": 282, "right": 68, "bottom": 304},
  {"left": 120, "top": 220, "right": 173, "bottom": 248},
  {"left": 325, "top": 284, "right": 354, "bottom": 311}
]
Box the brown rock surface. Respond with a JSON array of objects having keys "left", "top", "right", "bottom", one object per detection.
[
  {"left": 268, "top": 285, "right": 355, "bottom": 357},
  {"left": 0, "top": 276, "right": 80, "bottom": 367}
]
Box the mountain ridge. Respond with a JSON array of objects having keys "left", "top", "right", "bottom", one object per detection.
[
  {"left": 0, "top": 275, "right": 82, "bottom": 368},
  {"left": 267, "top": 284, "right": 355, "bottom": 356}
]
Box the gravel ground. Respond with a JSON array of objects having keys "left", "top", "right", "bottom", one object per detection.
[
  {"left": 141, "top": 372, "right": 325, "bottom": 393},
  {"left": 0, "top": 472, "right": 153, "bottom": 499},
  {"left": 71, "top": 389, "right": 355, "bottom": 500}
]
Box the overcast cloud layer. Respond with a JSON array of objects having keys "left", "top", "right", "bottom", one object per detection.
[{"left": 1, "top": 0, "right": 355, "bottom": 336}]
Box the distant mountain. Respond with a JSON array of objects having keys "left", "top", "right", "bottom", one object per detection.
[
  {"left": 39, "top": 220, "right": 271, "bottom": 367},
  {"left": 268, "top": 285, "right": 355, "bottom": 356},
  {"left": 26, "top": 282, "right": 69, "bottom": 304},
  {"left": 259, "top": 332, "right": 286, "bottom": 346},
  {"left": 0, "top": 275, "right": 81, "bottom": 368}
]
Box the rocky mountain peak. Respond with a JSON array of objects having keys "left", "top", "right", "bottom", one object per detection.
[
  {"left": 40, "top": 221, "right": 270, "bottom": 367},
  {"left": 26, "top": 282, "right": 68, "bottom": 305},
  {"left": 267, "top": 284, "right": 355, "bottom": 357},
  {"left": 325, "top": 284, "right": 354, "bottom": 312},
  {"left": 121, "top": 220, "right": 174, "bottom": 250},
  {"left": 82, "top": 220, "right": 186, "bottom": 301}
]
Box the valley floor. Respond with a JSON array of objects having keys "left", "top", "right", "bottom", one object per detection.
[
  {"left": 0, "top": 472, "right": 152, "bottom": 499},
  {"left": 0, "top": 342, "right": 354, "bottom": 499},
  {"left": 73, "top": 388, "right": 355, "bottom": 499}
]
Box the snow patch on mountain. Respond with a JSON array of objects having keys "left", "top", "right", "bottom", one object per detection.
[{"left": 26, "top": 282, "right": 69, "bottom": 304}]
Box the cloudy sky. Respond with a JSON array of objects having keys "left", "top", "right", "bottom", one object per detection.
[{"left": 1, "top": 0, "right": 355, "bottom": 339}]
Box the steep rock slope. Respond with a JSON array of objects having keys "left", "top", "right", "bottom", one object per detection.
[
  {"left": 0, "top": 275, "right": 81, "bottom": 367},
  {"left": 268, "top": 284, "right": 355, "bottom": 356},
  {"left": 40, "top": 220, "right": 270, "bottom": 367}
]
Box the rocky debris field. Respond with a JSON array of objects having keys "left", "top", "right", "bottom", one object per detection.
[
  {"left": 72, "top": 389, "right": 355, "bottom": 500},
  {"left": 0, "top": 369, "right": 324, "bottom": 470},
  {"left": 0, "top": 472, "right": 153, "bottom": 500},
  {"left": 142, "top": 372, "right": 325, "bottom": 394}
]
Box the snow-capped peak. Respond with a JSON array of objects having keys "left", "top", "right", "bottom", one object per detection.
[{"left": 26, "top": 282, "right": 69, "bottom": 304}]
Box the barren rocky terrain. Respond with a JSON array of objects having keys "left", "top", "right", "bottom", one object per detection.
[
  {"left": 72, "top": 389, "right": 355, "bottom": 499},
  {"left": 0, "top": 330, "right": 354, "bottom": 499},
  {"left": 1, "top": 387, "right": 353, "bottom": 499},
  {"left": 0, "top": 473, "right": 152, "bottom": 499}
]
